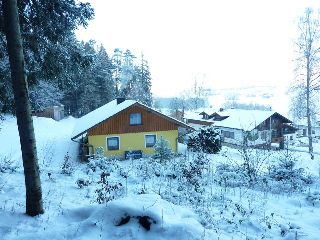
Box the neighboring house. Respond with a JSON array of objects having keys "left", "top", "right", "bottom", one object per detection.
[
  {"left": 185, "top": 108, "right": 296, "bottom": 149},
  {"left": 71, "top": 98, "right": 194, "bottom": 158},
  {"left": 293, "top": 118, "right": 320, "bottom": 138}
]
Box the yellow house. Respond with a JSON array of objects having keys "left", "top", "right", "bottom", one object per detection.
[{"left": 71, "top": 98, "right": 194, "bottom": 158}]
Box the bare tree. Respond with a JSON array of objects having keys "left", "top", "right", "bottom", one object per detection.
[
  {"left": 291, "top": 7, "right": 320, "bottom": 154},
  {"left": 1, "top": 0, "right": 44, "bottom": 216}
]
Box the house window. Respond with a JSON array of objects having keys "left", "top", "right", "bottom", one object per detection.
[
  {"left": 107, "top": 137, "right": 120, "bottom": 151},
  {"left": 290, "top": 135, "right": 293, "bottom": 140},
  {"left": 221, "top": 130, "right": 224, "bottom": 135},
  {"left": 230, "top": 132, "right": 234, "bottom": 139},
  {"left": 145, "top": 134, "right": 157, "bottom": 147},
  {"left": 261, "top": 131, "right": 266, "bottom": 140},
  {"left": 130, "top": 113, "right": 142, "bottom": 125},
  {"left": 312, "top": 130, "right": 315, "bottom": 134},
  {"left": 225, "top": 131, "right": 230, "bottom": 138}
]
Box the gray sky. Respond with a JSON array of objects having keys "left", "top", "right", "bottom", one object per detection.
[{"left": 76, "top": 0, "right": 320, "bottom": 97}]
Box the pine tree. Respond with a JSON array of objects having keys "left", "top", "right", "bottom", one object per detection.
[
  {"left": 153, "top": 136, "right": 174, "bottom": 163},
  {"left": 136, "top": 52, "right": 152, "bottom": 106},
  {"left": 112, "top": 48, "right": 123, "bottom": 97},
  {"left": 120, "top": 49, "right": 136, "bottom": 97},
  {"left": 95, "top": 44, "right": 115, "bottom": 106}
]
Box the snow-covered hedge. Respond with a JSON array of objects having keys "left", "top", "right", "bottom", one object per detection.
[{"left": 187, "top": 125, "right": 222, "bottom": 154}]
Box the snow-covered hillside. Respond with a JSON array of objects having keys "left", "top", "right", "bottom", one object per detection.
[{"left": 1, "top": 115, "right": 320, "bottom": 240}]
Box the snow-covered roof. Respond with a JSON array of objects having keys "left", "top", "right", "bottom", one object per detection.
[
  {"left": 185, "top": 108, "right": 291, "bottom": 131},
  {"left": 71, "top": 99, "right": 194, "bottom": 139}
]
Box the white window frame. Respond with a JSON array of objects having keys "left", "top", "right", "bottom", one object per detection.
[
  {"left": 106, "top": 136, "right": 120, "bottom": 151},
  {"left": 145, "top": 134, "right": 157, "bottom": 148},
  {"left": 130, "top": 113, "right": 142, "bottom": 125}
]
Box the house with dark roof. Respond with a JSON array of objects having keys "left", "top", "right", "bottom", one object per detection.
[
  {"left": 185, "top": 108, "right": 297, "bottom": 149},
  {"left": 71, "top": 98, "right": 194, "bottom": 158}
]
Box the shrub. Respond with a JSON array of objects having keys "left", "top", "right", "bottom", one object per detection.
[
  {"left": 187, "top": 125, "right": 222, "bottom": 154},
  {"left": 61, "top": 152, "right": 75, "bottom": 175},
  {"left": 153, "top": 136, "right": 174, "bottom": 163}
]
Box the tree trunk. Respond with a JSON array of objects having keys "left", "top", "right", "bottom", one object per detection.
[
  {"left": 2, "top": 0, "right": 44, "bottom": 216},
  {"left": 306, "top": 48, "right": 313, "bottom": 154}
]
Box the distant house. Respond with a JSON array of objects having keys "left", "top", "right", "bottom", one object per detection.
[
  {"left": 32, "top": 105, "right": 65, "bottom": 121},
  {"left": 293, "top": 118, "right": 320, "bottom": 138},
  {"left": 185, "top": 108, "right": 296, "bottom": 149},
  {"left": 71, "top": 98, "right": 194, "bottom": 158},
  {"left": 29, "top": 80, "right": 65, "bottom": 121}
]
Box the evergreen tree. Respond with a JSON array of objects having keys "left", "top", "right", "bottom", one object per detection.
[
  {"left": 120, "top": 49, "right": 136, "bottom": 97},
  {"left": 135, "top": 52, "right": 152, "bottom": 106},
  {"left": 95, "top": 44, "right": 115, "bottom": 106},
  {"left": 0, "top": 0, "right": 94, "bottom": 113},
  {"left": 112, "top": 48, "right": 123, "bottom": 97},
  {"left": 153, "top": 136, "right": 174, "bottom": 163}
]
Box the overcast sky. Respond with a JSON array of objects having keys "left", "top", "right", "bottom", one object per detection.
[{"left": 76, "top": 0, "right": 320, "bottom": 97}]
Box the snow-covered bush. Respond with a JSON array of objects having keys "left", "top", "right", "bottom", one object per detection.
[
  {"left": 180, "top": 153, "right": 210, "bottom": 193},
  {"left": 153, "top": 136, "right": 174, "bottom": 163},
  {"left": 61, "top": 152, "right": 75, "bottom": 175},
  {"left": 215, "top": 163, "right": 245, "bottom": 188},
  {"left": 94, "top": 172, "right": 124, "bottom": 204},
  {"left": 268, "top": 147, "right": 313, "bottom": 192},
  {"left": 87, "top": 147, "right": 118, "bottom": 173},
  {"left": 0, "top": 155, "right": 18, "bottom": 173},
  {"left": 187, "top": 125, "right": 221, "bottom": 154}
]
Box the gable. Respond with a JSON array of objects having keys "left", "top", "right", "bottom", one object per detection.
[{"left": 88, "top": 105, "right": 178, "bottom": 136}]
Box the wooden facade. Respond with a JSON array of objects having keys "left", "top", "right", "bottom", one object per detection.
[{"left": 88, "top": 105, "right": 178, "bottom": 136}]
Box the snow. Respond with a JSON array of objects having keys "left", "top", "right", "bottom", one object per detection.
[
  {"left": 71, "top": 99, "right": 136, "bottom": 139},
  {"left": 1, "top": 115, "right": 320, "bottom": 239}
]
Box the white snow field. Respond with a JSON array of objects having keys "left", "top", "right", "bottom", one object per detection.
[{"left": 0, "top": 115, "right": 320, "bottom": 240}]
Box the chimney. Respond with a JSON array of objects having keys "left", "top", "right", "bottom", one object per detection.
[
  {"left": 116, "top": 97, "right": 126, "bottom": 105},
  {"left": 219, "top": 108, "right": 224, "bottom": 112}
]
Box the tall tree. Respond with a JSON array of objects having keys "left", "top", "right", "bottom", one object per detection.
[
  {"left": 136, "top": 52, "right": 152, "bottom": 106},
  {"left": 291, "top": 7, "right": 320, "bottom": 154},
  {"left": 1, "top": 0, "right": 43, "bottom": 216},
  {"left": 112, "top": 48, "right": 123, "bottom": 97},
  {"left": 120, "top": 49, "right": 136, "bottom": 97},
  {"left": 95, "top": 44, "right": 115, "bottom": 105},
  {"left": 0, "top": 0, "right": 94, "bottom": 113}
]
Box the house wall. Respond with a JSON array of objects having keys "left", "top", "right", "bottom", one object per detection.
[
  {"left": 296, "top": 126, "right": 320, "bottom": 138},
  {"left": 88, "top": 130, "right": 178, "bottom": 157},
  {"left": 218, "top": 127, "right": 244, "bottom": 145},
  {"left": 88, "top": 105, "right": 178, "bottom": 136}
]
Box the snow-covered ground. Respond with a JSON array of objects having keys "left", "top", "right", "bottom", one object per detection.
[{"left": 1, "top": 115, "right": 320, "bottom": 240}]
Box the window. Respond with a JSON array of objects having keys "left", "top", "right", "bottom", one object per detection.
[
  {"left": 107, "top": 137, "right": 120, "bottom": 151},
  {"left": 261, "top": 131, "right": 266, "bottom": 140},
  {"left": 130, "top": 113, "right": 142, "bottom": 125},
  {"left": 221, "top": 130, "right": 224, "bottom": 135},
  {"left": 312, "top": 130, "right": 315, "bottom": 134},
  {"left": 145, "top": 134, "right": 156, "bottom": 147},
  {"left": 230, "top": 132, "right": 234, "bottom": 139},
  {"left": 225, "top": 131, "right": 230, "bottom": 138}
]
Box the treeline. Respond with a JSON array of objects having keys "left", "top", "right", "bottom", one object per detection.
[
  {"left": 222, "top": 101, "right": 272, "bottom": 111},
  {"left": 0, "top": 1, "right": 152, "bottom": 117},
  {"left": 60, "top": 44, "right": 152, "bottom": 117}
]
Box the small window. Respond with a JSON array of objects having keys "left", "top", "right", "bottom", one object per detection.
[
  {"left": 230, "top": 132, "right": 234, "bottom": 139},
  {"left": 225, "top": 131, "right": 230, "bottom": 138},
  {"left": 130, "top": 113, "right": 142, "bottom": 125},
  {"left": 312, "top": 130, "right": 315, "bottom": 134},
  {"left": 145, "top": 134, "right": 156, "bottom": 147},
  {"left": 290, "top": 135, "right": 293, "bottom": 140},
  {"left": 107, "top": 137, "right": 120, "bottom": 151}
]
